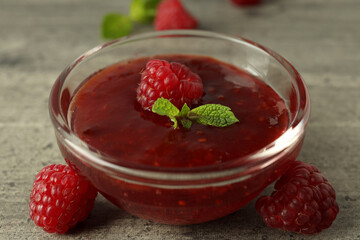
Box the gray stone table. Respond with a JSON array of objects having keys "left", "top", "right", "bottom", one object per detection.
[{"left": 0, "top": 0, "right": 359, "bottom": 239}]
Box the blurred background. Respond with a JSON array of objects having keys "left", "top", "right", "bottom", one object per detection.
[{"left": 0, "top": 0, "right": 359, "bottom": 239}]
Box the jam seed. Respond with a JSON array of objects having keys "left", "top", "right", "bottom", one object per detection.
[
  {"left": 179, "top": 141, "right": 189, "bottom": 147},
  {"left": 178, "top": 200, "right": 186, "bottom": 206},
  {"left": 209, "top": 87, "right": 215, "bottom": 93},
  {"left": 236, "top": 102, "right": 244, "bottom": 106},
  {"left": 196, "top": 130, "right": 204, "bottom": 135},
  {"left": 198, "top": 138, "right": 207, "bottom": 143},
  {"left": 217, "top": 95, "right": 225, "bottom": 100},
  {"left": 262, "top": 102, "right": 269, "bottom": 109}
]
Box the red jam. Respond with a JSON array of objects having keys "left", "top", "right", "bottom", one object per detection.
[
  {"left": 70, "top": 55, "right": 289, "bottom": 168},
  {"left": 65, "top": 55, "right": 300, "bottom": 224}
]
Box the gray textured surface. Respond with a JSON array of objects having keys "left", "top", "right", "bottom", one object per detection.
[{"left": 0, "top": 0, "right": 359, "bottom": 239}]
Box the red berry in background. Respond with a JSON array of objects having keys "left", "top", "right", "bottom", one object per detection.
[
  {"left": 137, "top": 59, "right": 203, "bottom": 110},
  {"left": 154, "top": 0, "right": 198, "bottom": 30},
  {"left": 255, "top": 161, "right": 339, "bottom": 234},
  {"left": 29, "top": 164, "right": 98, "bottom": 234},
  {"left": 231, "top": 0, "right": 262, "bottom": 6}
]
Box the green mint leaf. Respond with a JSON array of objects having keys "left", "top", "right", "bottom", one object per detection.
[
  {"left": 152, "top": 97, "right": 180, "bottom": 116},
  {"left": 130, "top": 0, "right": 161, "bottom": 23},
  {"left": 179, "top": 103, "right": 190, "bottom": 117},
  {"left": 189, "top": 104, "right": 239, "bottom": 127},
  {"left": 181, "top": 118, "right": 192, "bottom": 129},
  {"left": 151, "top": 98, "right": 238, "bottom": 129},
  {"left": 152, "top": 97, "right": 180, "bottom": 129},
  {"left": 101, "top": 13, "right": 133, "bottom": 39}
]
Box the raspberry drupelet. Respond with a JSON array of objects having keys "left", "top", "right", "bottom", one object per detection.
[
  {"left": 29, "top": 164, "right": 98, "bottom": 234},
  {"left": 255, "top": 161, "right": 339, "bottom": 234},
  {"left": 136, "top": 59, "right": 203, "bottom": 110}
]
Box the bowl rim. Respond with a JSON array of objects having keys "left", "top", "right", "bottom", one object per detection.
[{"left": 49, "top": 30, "right": 311, "bottom": 181}]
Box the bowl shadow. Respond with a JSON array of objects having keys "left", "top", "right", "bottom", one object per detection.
[{"left": 66, "top": 195, "right": 127, "bottom": 235}]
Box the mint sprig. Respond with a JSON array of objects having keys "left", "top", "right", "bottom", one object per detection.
[
  {"left": 101, "top": 0, "right": 161, "bottom": 40},
  {"left": 101, "top": 13, "right": 133, "bottom": 39},
  {"left": 130, "top": 0, "right": 161, "bottom": 23},
  {"left": 152, "top": 98, "right": 239, "bottom": 129}
]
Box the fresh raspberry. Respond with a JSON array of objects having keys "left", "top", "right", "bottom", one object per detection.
[
  {"left": 154, "top": 0, "right": 198, "bottom": 30},
  {"left": 231, "top": 0, "right": 262, "bottom": 6},
  {"left": 29, "top": 164, "right": 98, "bottom": 234},
  {"left": 255, "top": 161, "right": 339, "bottom": 234},
  {"left": 137, "top": 59, "right": 203, "bottom": 110}
]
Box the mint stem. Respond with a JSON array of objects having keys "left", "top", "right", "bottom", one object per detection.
[{"left": 152, "top": 98, "right": 239, "bottom": 129}]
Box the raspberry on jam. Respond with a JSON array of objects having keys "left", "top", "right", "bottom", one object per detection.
[{"left": 136, "top": 59, "right": 203, "bottom": 110}]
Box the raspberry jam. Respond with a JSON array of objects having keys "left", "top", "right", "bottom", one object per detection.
[
  {"left": 64, "top": 55, "right": 303, "bottom": 224},
  {"left": 70, "top": 55, "right": 288, "bottom": 168}
]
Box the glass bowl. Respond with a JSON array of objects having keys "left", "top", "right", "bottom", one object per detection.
[{"left": 49, "top": 30, "right": 310, "bottom": 225}]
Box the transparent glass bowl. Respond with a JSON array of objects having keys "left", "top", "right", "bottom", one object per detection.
[{"left": 49, "top": 30, "right": 310, "bottom": 224}]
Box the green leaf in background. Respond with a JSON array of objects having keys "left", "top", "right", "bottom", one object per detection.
[
  {"left": 101, "top": 13, "right": 133, "bottom": 39},
  {"left": 130, "top": 0, "right": 161, "bottom": 23},
  {"left": 152, "top": 97, "right": 180, "bottom": 129},
  {"left": 189, "top": 104, "right": 239, "bottom": 127}
]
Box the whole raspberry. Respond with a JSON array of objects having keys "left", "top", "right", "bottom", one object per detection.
[
  {"left": 29, "top": 164, "right": 98, "bottom": 234},
  {"left": 231, "top": 0, "right": 262, "bottom": 6},
  {"left": 154, "top": 0, "right": 198, "bottom": 30},
  {"left": 137, "top": 59, "right": 203, "bottom": 110},
  {"left": 255, "top": 161, "right": 339, "bottom": 234}
]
